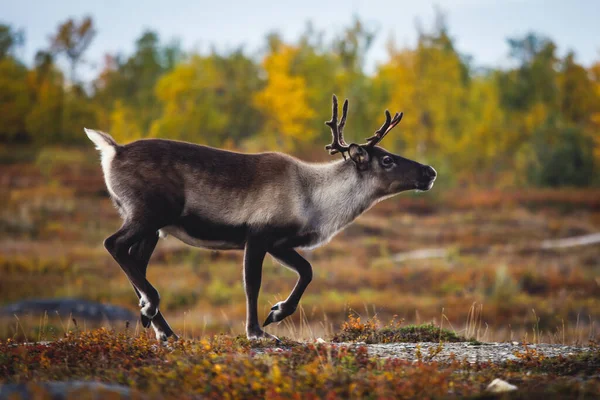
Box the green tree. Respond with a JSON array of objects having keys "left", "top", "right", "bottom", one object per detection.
[
  {"left": 285, "top": 27, "right": 340, "bottom": 149},
  {"left": 264, "top": 20, "right": 381, "bottom": 154},
  {"left": 94, "top": 31, "right": 182, "bottom": 136},
  {"left": 151, "top": 50, "right": 261, "bottom": 147},
  {"left": 0, "top": 24, "right": 24, "bottom": 60},
  {"left": 458, "top": 73, "right": 507, "bottom": 175},
  {"left": 559, "top": 52, "right": 600, "bottom": 125},
  {"left": 526, "top": 122, "right": 595, "bottom": 187},
  {"left": 589, "top": 61, "right": 600, "bottom": 166},
  {"left": 49, "top": 16, "right": 95, "bottom": 83},
  {"left": 61, "top": 86, "right": 98, "bottom": 144},
  {"left": 24, "top": 63, "right": 65, "bottom": 145},
  {"left": 500, "top": 33, "right": 559, "bottom": 112},
  {"left": 0, "top": 24, "right": 30, "bottom": 141},
  {"left": 330, "top": 18, "right": 380, "bottom": 146},
  {"left": 375, "top": 9, "right": 470, "bottom": 176},
  {"left": 0, "top": 57, "right": 30, "bottom": 141}
]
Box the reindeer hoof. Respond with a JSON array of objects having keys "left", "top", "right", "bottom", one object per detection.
[
  {"left": 152, "top": 325, "right": 179, "bottom": 343},
  {"left": 247, "top": 329, "right": 280, "bottom": 343},
  {"left": 263, "top": 301, "right": 295, "bottom": 327},
  {"left": 157, "top": 332, "right": 169, "bottom": 342},
  {"left": 263, "top": 312, "right": 276, "bottom": 327}
]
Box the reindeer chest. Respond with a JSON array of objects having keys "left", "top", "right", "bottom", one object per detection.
[{"left": 272, "top": 212, "right": 350, "bottom": 249}]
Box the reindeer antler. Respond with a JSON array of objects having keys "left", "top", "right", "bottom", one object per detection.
[
  {"left": 325, "top": 95, "right": 404, "bottom": 157},
  {"left": 325, "top": 95, "right": 350, "bottom": 158},
  {"left": 364, "top": 110, "right": 403, "bottom": 148}
]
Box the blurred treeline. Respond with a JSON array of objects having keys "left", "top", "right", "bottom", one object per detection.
[{"left": 1, "top": 13, "right": 599, "bottom": 187}]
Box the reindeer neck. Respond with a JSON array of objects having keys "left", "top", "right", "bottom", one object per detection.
[{"left": 304, "top": 159, "right": 376, "bottom": 233}]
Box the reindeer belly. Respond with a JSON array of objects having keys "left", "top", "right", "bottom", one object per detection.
[
  {"left": 159, "top": 215, "right": 338, "bottom": 251},
  {"left": 160, "top": 214, "right": 247, "bottom": 250}
]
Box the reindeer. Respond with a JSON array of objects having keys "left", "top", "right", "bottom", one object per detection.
[{"left": 84, "top": 95, "right": 436, "bottom": 342}]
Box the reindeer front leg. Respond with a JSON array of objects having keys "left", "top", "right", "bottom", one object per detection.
[
  {"left": 243, "top": 239, "right": 278, "bottom": 341},
  {"left": 263, "top": 248, "right": 313, "bottom": 327}
]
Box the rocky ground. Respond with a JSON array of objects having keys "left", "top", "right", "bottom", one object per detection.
[
  {"left": 354, "top": 342, "right": 590, "bottom": 363},
  {"left": 256, "top": 340, "right": 591, "bottom": 365}
]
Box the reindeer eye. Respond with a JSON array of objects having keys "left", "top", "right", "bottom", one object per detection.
[{"left": 381, "top": 156, "right": 394, "bottom": 168}]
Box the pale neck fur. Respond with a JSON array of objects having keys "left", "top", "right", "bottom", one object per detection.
[{"left": 302, "top": 159, "right": 378, "bottom": 237}]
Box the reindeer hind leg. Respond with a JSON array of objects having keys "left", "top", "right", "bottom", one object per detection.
[
  {"left": 104, "top": 221, "right": 161, "bottom": 321},
  {"left": 129, "top": 232, "right": 178, "bottom": 341}
]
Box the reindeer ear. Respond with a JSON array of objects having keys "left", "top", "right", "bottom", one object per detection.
[{"left": 348, "top": 144, "right": 370, "bottom": 170}]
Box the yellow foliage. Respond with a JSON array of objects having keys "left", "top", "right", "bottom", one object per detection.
[
  {"left": 523, "top": 103, "right": 549, "bottom": 134},
  {"left": 458, "top": 77, "right": 507, "bottom": 167},
  {"left": 377, "top": 40, "right": 469, "bottom": 163},
  {"left": 149, "top": 56, "right": 228, "bottom": 145},
  {"left": 253, "top": 45, "right": 316, "bottom": 151},
  {"left": 24, "top": 70, "right": 64, "bottom": 143},
  {"left": 375, "top": 48, "right": 418, "bottom": 152},
  {"left": 109, "top": 100, "right": 143, "bottom": 143},
  {"left": 271, "top": 362, "right": 281, "bottom": 383}
]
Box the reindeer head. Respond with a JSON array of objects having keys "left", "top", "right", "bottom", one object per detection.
[{"left": 325, "top": 95, "right": 436, "bottom": 195}]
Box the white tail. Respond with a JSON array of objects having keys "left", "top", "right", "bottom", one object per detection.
[
  {"left": 84, "top": 128, "right": 118, "bottom": 199},
  {"left": 84, "top": 128, "right": 117, "bottom": 153}
]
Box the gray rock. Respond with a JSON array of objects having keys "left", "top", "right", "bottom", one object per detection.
[
  {"left": 0, "top": 381, "right": 143, "bottom": 400},
  {"left": 486, "top": 378, "right": 517, "bottom": 393},
  {"left": 0, "top": 298, "right": 136, "bottom": 322}
]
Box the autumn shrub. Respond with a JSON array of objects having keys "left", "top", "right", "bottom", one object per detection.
[
  {"left": 0, "top": 329, "right": 459, "bottom": 398},
  {"left": 332, "top": 315, "right": 465, "bottom": 343},
  {"left": 1, "top": 329, "right": 598, "bottom": 399},
  {"left": 331, "top": 314, "right": 378, "bottom": 343}
]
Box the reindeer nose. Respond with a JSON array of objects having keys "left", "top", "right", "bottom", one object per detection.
[{"left": 422, "top": 165, "right": 437, "bottom": 180}]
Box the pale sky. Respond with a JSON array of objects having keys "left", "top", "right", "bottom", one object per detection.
[{"left": 2, "top": 0, "right": 599, "bottom": 81}]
